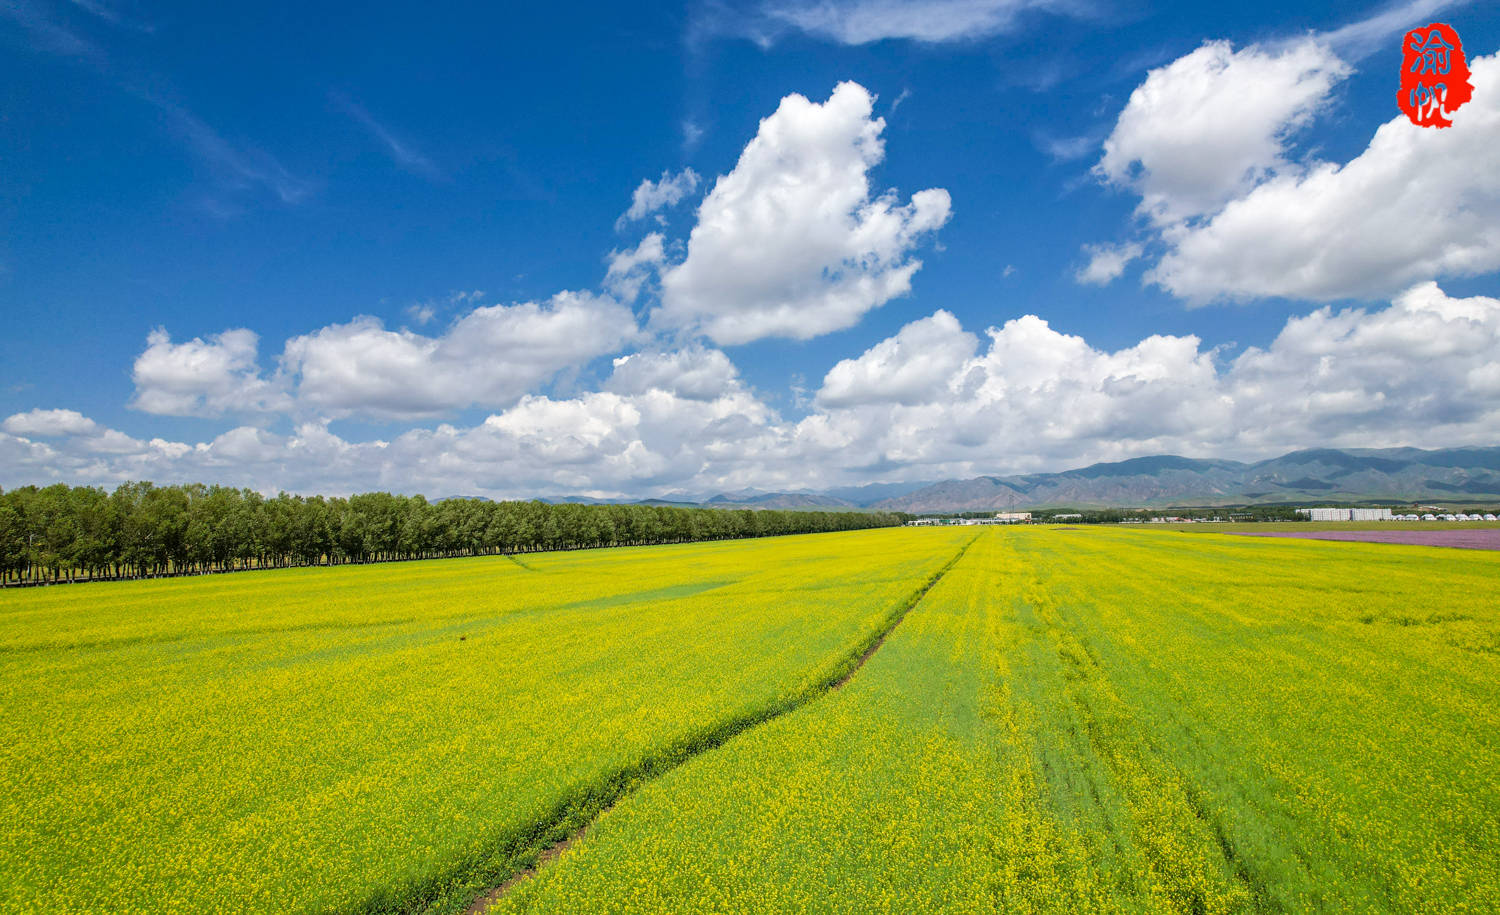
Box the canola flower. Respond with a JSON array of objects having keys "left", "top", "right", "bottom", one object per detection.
[
  {"left": 0, "top": 528, "right": 972, "bottom": 914},
  {"left": 495, "top": 526, "right": 1500, "bottom": 914}
]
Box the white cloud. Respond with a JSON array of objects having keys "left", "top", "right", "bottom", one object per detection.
[
  {"left": 0, "top": 383, "right": 789, "bottom": 499},
  {"left": 13, "top": 285, "right": 1496, "bottom": 497},
  {"left": 1225, "top": 282, "right": 1500, "bottom": 447},
  {"left": 1075, "top": 242, "right": 1143, "bottom": 286},
  {"left": 800, "top": 313, "right": 1227, "bottom": 472},
  {"left": 1097, "top": 39, "right": 1351, "bottom": 226},
  {"left": 280, "top": 291, "right": 638, "bottom": 419},
  {"left": 200, "top": 425, "right": 285, "bottom": 464},
  {"left": 762, "top": 0, "right": 1068, "bottom": 44},
  {"left": 818, "top": 310, "right": 977, "bottom": 407},
  {"left": 604, "top": 233, "right": 666, "bottom": 302},
  {"left": 2, "top": 408, "right": 100, "bottom": 437},
  {"left": 405, "top": 303, "right": 437, "bottom": 326},
  {"left": 605, "top": 347, "right": 741, "bottom": 401},
  {"left": 1151, "top": 51, "right": 1500, "bottom": 302},
  {"left": 130, "top": 293, "right": 638, "bottom": 423},
  {"left": 131, "top": 327, "right": 285, "bottom": 416},
  {"left": 657, "top": 81, "right": 951, "bottom": 345},
  {"left": 803, "top": 285, "right": 1500, "bottom": 474},
  {"left": 620, "top": 168, "right": 701, "bottom": 225},
  {"left": 2, "top": 408, "right": 144, "bottom": 457},
  {"left": 1038, "top": 132, "right": 1098, "bottom": 162},
  {"left": 1095, "top": 32, "right": 1500, "bottom": 305}
]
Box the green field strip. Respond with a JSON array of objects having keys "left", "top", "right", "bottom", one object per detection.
[
  {"left": 0, "top": 528, "right": 972, "bottom": 914},
  {"left": 492, "top": 527, "right": 1500, "bottom": 914},
  {"left": 6, "top": 526, "right": 1496, "bottom": 913},
  {"left": 447, "top": 534, "right": 978, "bottom": 915}
]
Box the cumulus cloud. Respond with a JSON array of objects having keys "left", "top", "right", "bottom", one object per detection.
[
  {"left": 131, "top": 327, "right": 286, "bottom": 416},
  {"left": 1226, "top": 282, "right": 1500, "bottom": 447},
  {"left": 1151, "top": 51, "right": 1500, "bottom": 302},
  {"left": 2, "top": 408, "right": 144, "bottom": 457},
  {"left": 1095, "top": 35, "right": 1500, "bottom": 303},
  {"left": 657, "top": 81, "right": 951, "bottom": 345},
  {"left": 604, "top": 233, "right": 666, "bottom": 302},
  {"left": 280, "top": 291, "right": 638, "bottom": 418},
  {"left": 1097, "top": 39, "right": 1351, "bottom": 226},
  {"left": 619, "top": 168, "right": 701, "bottom": 225},
  {"left": 11, "top": 285, "right": 1497, "bottom": 497},
  {"left": 1075, "top": 242, "right": 1143, "bottom": 286},
  {"left": 605, "top": 347, "right": 742, "bottom": 401},
  {"left": 818, "top": 310, "right": 978, "bottom": 407},
  {"left": 129, "top": 292, "right": 638, "bottom": 423},
  {"left": 801, "top": 313, "right": 1227, "bottom": 472},
  {"left": 805, "top": 284, "right": 1500, "bottom": 472},
  {"left": 2, "top": 385, "right": 786, "bottom": 499},
  {"left": 2, "top": 408, "right": 100, "bottom": 437}
]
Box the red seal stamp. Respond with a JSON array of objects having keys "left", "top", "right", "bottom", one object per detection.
[{"left": 1398, "top": 23, "right": 1472, "bottom": 128}]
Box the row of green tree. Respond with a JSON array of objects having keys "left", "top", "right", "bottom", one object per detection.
[{"left": 0, "top": 483, "right": 906, "bottom": 585}]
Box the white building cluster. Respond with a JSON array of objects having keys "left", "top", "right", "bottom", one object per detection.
[
  {"left": 908, "top": 512, "right": 1032, "bottom": 526},
  {"left": 1297, "top": 508, "right": 1394, "bottom": 521},
  {"left": 1299, "top": 507, "right": 1497, "bottom": 522}
]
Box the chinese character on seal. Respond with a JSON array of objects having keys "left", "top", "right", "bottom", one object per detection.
[{"left": 1398, "top": 23, "right": 1472, "bottom": 128}]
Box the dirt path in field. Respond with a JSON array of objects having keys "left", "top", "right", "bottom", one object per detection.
[
  {"left": 458, "top": 534, "right": 979, "bottom": 915},
  {"left": 502, "top": 553, "right": 540, "bottom": 572}
]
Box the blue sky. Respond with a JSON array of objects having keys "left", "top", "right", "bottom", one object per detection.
[{"left": 2, "top": 0, "right": 1498, "bottom": 499}]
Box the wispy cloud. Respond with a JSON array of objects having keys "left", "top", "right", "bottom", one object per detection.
[
  {"left": 691, "top": 0, "right": 1088, "bottom": 47},
  {"left": 330, "top": 91, "right": 444, "bottom": 180},
  {"left": 1320, "top": 0, "right": 1470, "bottom": 60},
  {"left": 2, "top": 0, "right": 311, "bottom": 209},
  {"left": 65, "top": 0, "right": 154, "bottom": 32},
  {"left": 1035, "top": 131, "right": 1099, "bottom": 162},
  {"left": 682, "top": 119, "right": 705, "bottom": 152},
  {"left": 1, "top": 0, "right": 106, "bottom": 61},
  {"left": 150, "top": 95, "right": 314, "bottom": 206}
]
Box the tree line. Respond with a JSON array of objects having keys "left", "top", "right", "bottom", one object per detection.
[{"left": 0, "top": 482, "right": 907, "bottom": 586}]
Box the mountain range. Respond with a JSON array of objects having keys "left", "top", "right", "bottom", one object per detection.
[{"left": 612, "top": 447, "right": 1500, "bottom": 513}]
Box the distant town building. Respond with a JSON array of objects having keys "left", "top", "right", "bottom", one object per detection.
[
  {"left": 1298, "top": 508, "right": 1394, "bottom": 522},
  {"left": 994, "top": 512, "right": 1032, "bottom": 523}
]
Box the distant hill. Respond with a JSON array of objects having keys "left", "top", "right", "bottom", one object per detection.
[
  {"left": 706, "top": 491, "right": 857, "bottom": 509},
  {"left": 460, "top": 448, "right": 1500, "bottom": 512},
  {"left": 870, "top": 447, "right": 1500, "bottom": 512}
]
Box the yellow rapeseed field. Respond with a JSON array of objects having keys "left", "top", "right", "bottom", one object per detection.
[
  {"left": 495, "top": 526, "right": 1500, "bottom": 914},
  {"left": 0, "top": 527, "right": 971, "bottom": 913}
]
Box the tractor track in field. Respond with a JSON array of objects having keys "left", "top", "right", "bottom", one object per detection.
[{"left": 449, "top": 534, "right": 979, "bottom": 915}]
